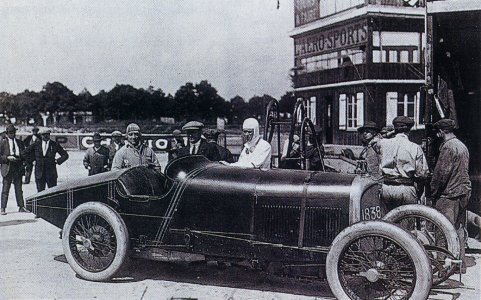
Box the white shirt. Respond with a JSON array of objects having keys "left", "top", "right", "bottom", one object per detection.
[
  {"left": 230, "top": 139, "right": 272, "bottom": 169},
  {"left": 8, "top": 138, "right": 19, "bottom": 156},
  {"left": 376, "top": 133, "right": 428, "bottom": 179},
  {"left": 190, "top": 140, "right": 201, "bottom": 155},
  {"left": 42, "top": 140, "right": 50, "bottom": 156}
]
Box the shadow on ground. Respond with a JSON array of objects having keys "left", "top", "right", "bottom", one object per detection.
[
  {"left": 54, "top": 255, "right": 332, "bottom": 298},
  {"left": 0, "top": 218, "right": 38, "bottom": 227}
]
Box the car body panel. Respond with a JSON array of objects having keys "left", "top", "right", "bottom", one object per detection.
[{"left": 26, "top": 155, "right": 382, "bottom": 262}]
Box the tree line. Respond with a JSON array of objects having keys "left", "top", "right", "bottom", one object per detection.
[{"left": 0, "top": 81, "right": 297, "bottom": 126}]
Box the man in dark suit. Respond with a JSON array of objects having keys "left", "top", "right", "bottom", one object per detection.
[
  {"left": 204, "top": 129, "right": 234, "bottom": 163},
  {"left": 0, "top": 124, "right": 27, "bottom": 215},
  {"left": 22, "top": 126, "right": 40, "bottom": 184},
  {"left": 23, "top": 128, "right": 69, "bottom": 192},
  {"left": 177, "top": 121, "right": 220, "bottom": 161}
]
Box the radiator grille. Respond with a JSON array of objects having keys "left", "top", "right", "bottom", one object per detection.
[{"left": 256, "top": 205, "right": 344, "bottom": 247}]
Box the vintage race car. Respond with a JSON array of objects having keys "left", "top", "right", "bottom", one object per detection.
[{"left": 26, "top": 155, "right": 459, "bottom": 300}]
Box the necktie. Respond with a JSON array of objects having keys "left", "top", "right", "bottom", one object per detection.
[
  {"left": 11, "top": 139, "right": 16, "bottom": 156},
  {"left": 192, "top": 144, "right": 196, "bottom": 155}
]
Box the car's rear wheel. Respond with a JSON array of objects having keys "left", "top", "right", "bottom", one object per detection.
[
  {"left": 326, "top": 221, "right": 432, "bottom": 300},
  {"left": 62, "top": 202, "right": 129, "bottom": 281},
  {"left": 383, "top": 204, "right": 460, "bottom": 285}
]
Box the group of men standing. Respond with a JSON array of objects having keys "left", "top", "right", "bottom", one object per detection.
[
  {"left": 0, "top": 125, "right": 69, "bottom": 215},
  {"left": 358, "top": 116, "right": 471, "bottom": 264}
]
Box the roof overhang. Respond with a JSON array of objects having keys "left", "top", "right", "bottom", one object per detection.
[
  {"left": 290, "top": 5, "right": 424, "bottom": 37},
  {"left": 427, "top": 0, "right": 481, "bottom": 14}
]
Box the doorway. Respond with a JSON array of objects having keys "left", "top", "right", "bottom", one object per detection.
[{"left": 324, "top": 96, "right": 333, "bottom": 144}]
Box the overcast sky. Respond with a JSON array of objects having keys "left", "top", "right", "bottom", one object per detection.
[{"left": 0, "top": 0, "right": 294, "bottom": 100}]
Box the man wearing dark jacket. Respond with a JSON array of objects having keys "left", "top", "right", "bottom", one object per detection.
[
  {"left": 204, "top": 129, "right": 234, "bottom": 163},
  {"left": 83, "top": 132, "right": 110, "bottom": 175},
  {"left": 177, "top": 121, "right": 220, "bottom": 161},
  {"left": 22, "top": 129, "right": 69, "bottom": 192},
  {"left": 0, "top": 124, "right": 27, "bottom": 215},
  {"left": 431, "top": 118, "right": 471, "bottom": 266},
  {"left": 23, "top": 126, "right": 40, "bottom": 184}
]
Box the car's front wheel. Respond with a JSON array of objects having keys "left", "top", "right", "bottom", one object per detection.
[
  {"left": 62, "top": 202, "right": 129, "bottom": 281},
  {"left": 326, "top": 221, "right": 432, "bottom": 300}
]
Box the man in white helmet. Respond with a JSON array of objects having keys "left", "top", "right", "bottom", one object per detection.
[{"left": 224, "top": 118, "right": 271, "bottom": 169}]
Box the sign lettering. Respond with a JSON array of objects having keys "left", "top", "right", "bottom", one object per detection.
[{"left": 294, "top": 20, "right": 368, "bottom": 57}]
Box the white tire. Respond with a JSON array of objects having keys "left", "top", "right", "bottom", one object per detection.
[
  {"left": 326, "top": 221, "right": 432, "bottom": 300},
  {"left": 384, "top": 204, "right": 460, "bottom": 285},
  {"left": 62, "top": 202, "right": 129, "bottom": 281}
]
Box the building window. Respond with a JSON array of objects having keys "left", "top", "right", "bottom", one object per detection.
[
  {"left": 298, "top": 48, "right": 365, "bottom": 74},
  {"left": 372, "top": 31, "right": 422, "bottom": 64},
  {"left": 386, "top": 91, "right": 424, "bottom": 129},
  {"left": 339, "top": 92, "right": 364, "bottom": 130},
  {"left": 296, "top": 97, "right": 304, "bottom": 123}
]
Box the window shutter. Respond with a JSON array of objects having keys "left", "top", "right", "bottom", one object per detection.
[
  {"left": 310, "top": 96, "right": 317, "bottom": 125},
  {"left": 356, "top": 92, "right": 364, "bottom": 128},
  {"left": 386, "top": 92, "right": 398, "bottom": 126},
  {"left": 339, "top": 94, "right": 346, "bottom": 130},
  {"left": 415, "top": 91, "right": 420, "bottom": 128}
]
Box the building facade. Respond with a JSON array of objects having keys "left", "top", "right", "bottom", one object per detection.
[{"left": 291, "top": 0, "right": 426, "bottom": 145}]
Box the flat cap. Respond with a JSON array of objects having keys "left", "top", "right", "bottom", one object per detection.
[
  {"left": 357, "top": 121, "right": 380, "bottom": 133},
  {"left": 172, "top": 129, "right": 182, "bottom": 136},
  {"left": 392, "top": 116, "right": 414, "bottom": 128},
  {"left": 434, "top": 118, "right": 456, "bottom": 130},
  {"left": 111, "top": 130, "right": 122, "bottom": 137},
  {"left": 182, "top": 121, "right": 204, "bottom": 131},
  {"left": 5, "top": 124, "right": 16, "bottom": 133},
  {"left": 126, "top": 123, "right": 141, "bottom": 134},
  {"left": 38, "top": 128, "right": 52, "bottom": 135}
]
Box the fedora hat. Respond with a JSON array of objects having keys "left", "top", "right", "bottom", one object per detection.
[{"left": 357, "top": 121, "right": 380, "bottom": 133}]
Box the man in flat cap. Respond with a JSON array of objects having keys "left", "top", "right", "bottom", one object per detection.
[
  {"left": 23, "top": 128, "right": 69, "bottom": 192},
  {"left": 108, "top": 130, "right": 124, "bottom": 168},
  {"left": 0, "top": 124, "right": 27, "bottom": 215},
  {"left": 111, "top": 123, "right": 159, "bottom": 170},
  {"left": 23, "top": 126, "right": 40, "bottom": 184},
  {"left": 374, "top": 116, "right": 429, "bottom": 211},
  {"left": 357, "top": 121, "right": 382, "bottom": 180},
  {"left": 177, "top": 121, "right": 220, "bottom": 161},
  {"left": 83, "top": 132, "right": 110, "bottom": 176},
  {"left": 431, "top": 118, "right": 471, "bottom": 266}
]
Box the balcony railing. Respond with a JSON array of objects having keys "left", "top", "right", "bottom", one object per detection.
[
  {"left": 293, "top": 63, "right": 424, "bottom": 88},
  {"left": 367, "top": 0, "right": 425, "bottom": 7}
]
